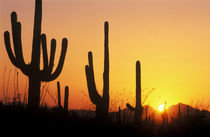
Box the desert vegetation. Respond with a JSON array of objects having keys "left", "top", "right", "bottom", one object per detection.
[
  {"left": 1, "top": 0, "right": 210, "bottom": 136},
  {"left": 85, "top": 21, "right": 109, "bottom": 121},
  {"left": 4, "top": 0, "right": 68, "bottom": 109}
]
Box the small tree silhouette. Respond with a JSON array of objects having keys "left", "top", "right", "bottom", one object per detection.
[
  {"left": 4, "top": 0, "right": 68, "bottom": 109},
  {"left": 85, "top": 21, "right": 109, "bottom": 121},
  {"left": 126, "top": 61, "right": 143, "bottom": 126}
]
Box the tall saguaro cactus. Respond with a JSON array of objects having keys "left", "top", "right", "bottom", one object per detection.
[
  {"left": 85, "top": 21, "right": 109, "bottom": 120},
  {"left": 4, "top": 0, "right": 68, "bottom": 109},
  {"left": 126, "top": 61, "right": 143, "bottom": 125}
]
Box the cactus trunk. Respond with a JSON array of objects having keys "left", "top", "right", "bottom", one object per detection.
[
  {"left": 178, "top": 103, "right": 181, "bottom": 120},
  {"left": 28, "top": 77, "right": 41, "bottom": 109},
  {"left": 103, "top": 21, "right": 109, "bottom": 117},
  {"left": 64, "top": 86, "right": 69, "bottom": 112},
  {"left": 96, "top": 102, "right": 107, "bottom": 120},
  {"left": 135, "top": 61, "right": 142, "bottom": 124}
]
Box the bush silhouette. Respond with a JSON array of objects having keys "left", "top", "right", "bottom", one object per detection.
[
  {"left": 85, "top": 21, "right": 109, "bottom": 121},
  {"left": 4, "top": 0, "right": 68, "bottom": 109},
  {"left": 126, "top": 61, "right": 143, "bottom": 126}
]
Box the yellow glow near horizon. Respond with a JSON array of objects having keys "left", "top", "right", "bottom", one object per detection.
[
  {"left": 158, "top": 104, "right": 168, "bottom": 112},
  {"left": 1, "top": 0, "right": 210, "bottom": 111}
]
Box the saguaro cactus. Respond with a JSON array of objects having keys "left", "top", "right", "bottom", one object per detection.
[
  {"left": 64, "top": 86, "right": 69, "bottom": 112},
  {"left": 85, "top": 21, "right": 109, "bottom": 120},
  {"left": 178, "top": 103, "right": 181, "bottom": 120},
  {"left": 57, "top": 81, "right": 69, "bottom": 111},
  {"left": 4, "top": 0, "right": 68, "bottom": 109},
  {"left": 57, "top": 81, "right": 62, "bottom": 108},
  {"left": 126, "top": 61, "right": 143, "bottom": 125}
]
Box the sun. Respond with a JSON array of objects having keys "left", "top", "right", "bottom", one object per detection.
[{"left": 158, "top": 104, "right": 167, "bottom": 112}]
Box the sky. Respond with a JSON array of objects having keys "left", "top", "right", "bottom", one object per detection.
[{"left": 0, "top": 0, "right": 210, "bottom": 111}]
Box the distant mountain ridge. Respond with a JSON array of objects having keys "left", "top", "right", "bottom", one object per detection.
[{"left": 69, "top": 103, "right": 210, "bottom": 123}]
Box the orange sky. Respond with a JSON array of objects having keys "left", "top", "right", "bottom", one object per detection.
[{"left": 0, "top": 0, "right": 210, "bottom": 111}]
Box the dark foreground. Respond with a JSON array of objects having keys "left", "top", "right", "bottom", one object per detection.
[{"left": 0, "top": 103, "right": 209, "bottom": 137}]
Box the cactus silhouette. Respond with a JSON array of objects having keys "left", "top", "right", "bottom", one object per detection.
[
  {"left": 126, "top": 61, "right": 143, "bottom": 125},
  {"left": 64, "top": 86, "right": 69, "bottom": 111},
  {"left": 57, "top": 81, "right": 62, "bottom": 109},
  {"left": 4, "top": 0, "right": 68, "bottom": 109},
  {"left": 85, "top": 21, "right": 109, "bottom": 120},
  {"left": 178, "top": 103, "right": 181, "bottom": 120},
  {"left": 57, "top": 81, "right": 69, "bottom": 111},
  {"left": 161, "top": 101, "right": 168, "bottom": 127}
]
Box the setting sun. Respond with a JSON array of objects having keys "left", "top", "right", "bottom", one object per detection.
[
  {"left": 158, "top": 104, "right": 167, "bottom": 112},
  {"left": 0, "top": 0, "right": 210, "bottom": 136}
]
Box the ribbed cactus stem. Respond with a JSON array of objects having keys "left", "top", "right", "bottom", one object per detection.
[
  {"left": 64, "top": 86, "right": 69, "bottom": 112},
  {"left": 136, "top": 61, "right": 142, "bottom": 110},
  {"left": 103, "top": 21, "right": 109, "bottom": 104},
  {"left": 126, "top": 60, "right": 143, "bottom": 125},
  {"left": 178, "top": 103, "right": 181, "bottom": 120},
  {"left": 85, "top": 21, "right": 109, "bottom": 120},
  {"left": 31, "top": 0, "right": 42, "bottom": 68},
  {"left": 4, "top": 0, "right": 68, "bottom": 109},
  {"left": 57, "top": 81, "right": 61, "bottom": 108}
]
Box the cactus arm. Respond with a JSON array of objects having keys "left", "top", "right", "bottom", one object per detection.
[
  {"left": 47, "top": 39, "right": 56, "bottom": 73},
  {"left": 41, "top": 34, "right": 48, "bottom": 70},
  {"left": 11, "top": 13, "right": 22, "bottom": 63},
  {"left": 15, "top": 22, "right": 26, "bottom": 66},
  {"left": 85, "top": 52, "right": 102, "bottom": 105},
  {"left": 31, "top": 0, "right": 42, "bottom": 68},
  {"left": 10, "top": 12, "right": 28, "bottom": 69},
  {"left": 87, "top": 52, "right": 102, "bottom": 104},
  {"left": 4, "top": 31, "right": 29, "bottom": 76},
  {"left": 87, "top": 52, "right": 98, "bottom": 94},
  {"left": 11, "top": 12, "right": 18, "bottom": 55},
  {"left": 41, "top": 38, "right": 56, "bottom": 75},
  {"left": 42, "top": 38, "right": 67, "bottom": 82},
  {"left": 4, "top": 31, "right": 18, "bottom": 67},
  {"left": 126, "top": 103, "right": 135, "bottom": 111},
  {"left": 85, "top": 65, "right": 101, "bottom": 105}
]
